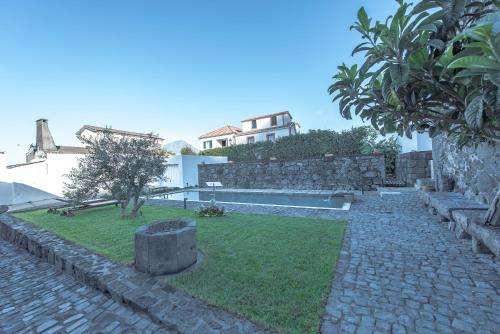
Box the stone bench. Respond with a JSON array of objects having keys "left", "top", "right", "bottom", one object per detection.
[
  {"left": 420, "top": 191, "right": 499, "bottom": 257},
  {"left": 421, "top": 192, "right": 488, "bottom": 221},
  {"left": 451, "top": 210, "right": 500, "bottom": 257}
]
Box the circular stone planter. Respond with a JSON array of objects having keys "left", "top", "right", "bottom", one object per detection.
[{"left": 135, "top": 219, "right": 197, "bottom": 275}]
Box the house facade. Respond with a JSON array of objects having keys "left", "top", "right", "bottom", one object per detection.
[
  {"left": 199, "top": 125, "right": 243, "bottom": 150},
  {"left": 198, "top": 111, "right": 300, "bottom": 150}
]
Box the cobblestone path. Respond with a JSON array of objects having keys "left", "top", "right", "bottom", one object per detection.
[
  {"left": 322, "top": 191, "right": 500, "bottom": 334},
  {"left": 0, "top": 240, "right": 171, "bottom": 334}
]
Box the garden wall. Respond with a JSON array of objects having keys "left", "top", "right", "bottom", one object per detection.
[
  {"left": 395, "top": 151, "right": 433, "bottom": 186},
  {"left": 432, "top": 135, "right": 500, "bottom": 204},
  {"left": 198, "top": 154, "right": 385, "bottom": 190}
]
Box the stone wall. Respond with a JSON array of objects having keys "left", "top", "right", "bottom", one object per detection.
[
  {"left": 198, "top": 155, "right": 385, "bottom": 191},
  {"left": 395, "top": 151, "right": 433, "bottom": 186},
  {"left": 432, "top": 135, "right": 500, "bottom": 204}
]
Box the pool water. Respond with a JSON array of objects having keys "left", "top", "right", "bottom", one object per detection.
[{"left": 155, "top": 191, "right": 348, "bottom": 209}]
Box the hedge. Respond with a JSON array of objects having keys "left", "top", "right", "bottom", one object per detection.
[{"left": 200, "top": 126, "right": 400, "bottom": 175}]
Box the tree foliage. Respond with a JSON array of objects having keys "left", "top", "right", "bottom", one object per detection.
[
  {"left": 329, "top": 0, "right": 500, "bottom": 146},
  {"left": 180, "top": 145, "right": 197, "bottom": 155},
  {"left": 64, "top": 131, "right": 167, "bottom": 218}
]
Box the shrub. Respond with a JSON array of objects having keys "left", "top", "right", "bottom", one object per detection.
[
  {"left": 196, "top": 199, "right": 225, "bottom": 217},
  {"left": 180, "top": 146, "right": 197, "bottom": 155}
]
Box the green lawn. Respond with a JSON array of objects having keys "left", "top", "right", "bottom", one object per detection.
[{"left": 15, "top": 206, "right": 345, "bottom": 334}]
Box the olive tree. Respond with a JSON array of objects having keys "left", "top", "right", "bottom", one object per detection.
[
  {"left": 329, "top": 0, "right": 499, "bottom": 146},
  {"left": 64, "top": 131, "right": 167, "bottom": 218}
]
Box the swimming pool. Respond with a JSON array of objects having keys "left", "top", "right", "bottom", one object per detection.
[{"left": 153, "top": 190, "right": 351, "bottom": 210}]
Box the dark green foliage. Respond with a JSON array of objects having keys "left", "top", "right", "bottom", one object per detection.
[
  {"left": 180, "top": 145, "right": 197, "bottom": 155},
  {"left": 201, "top": 126, "right": 380, "bottom": 161},
  {"left": 329, "top": 0, "right": 500, "bottom": 145},
  {"left": 200, "top": 126, "right": 401, "bottom": 175}
]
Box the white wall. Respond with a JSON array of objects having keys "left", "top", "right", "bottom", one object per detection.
[
  {"left": 235, "top": 127, "right": 291, "bottom": 145},
  {"left": 5, "top": 153, "right": 82, "bottom": 197},
  {"left": 241, "top": 113, "right": 291, "bottom": 132},
  {"left": 159, "top": 155, "right": 228, "bottom": 188},
  {"left": 398, "top": 131, "right": 432, "bottom": 153},
  {"left": 0, "top": 153, "right": 7, "bottom": 182}
]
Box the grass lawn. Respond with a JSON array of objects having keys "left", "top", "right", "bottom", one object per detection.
[{"left": 15, "top": 205, "right": 345, "bottom": 334}]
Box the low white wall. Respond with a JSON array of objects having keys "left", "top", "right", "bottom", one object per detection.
[
  {"left": 159, "top": 155, "right": 228, "bottom": 188},
  {"left": 5, "top": 153, "right": 82, "bottom": 197}
]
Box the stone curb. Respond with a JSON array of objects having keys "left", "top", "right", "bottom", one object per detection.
[{"left": 0, "top": 214, "right": 268, "bottom": 334}]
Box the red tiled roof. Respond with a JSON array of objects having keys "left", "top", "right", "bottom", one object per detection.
[
  {"left": 199, "top": 125, "right": 242, "bottom": 139},
  {"left": 241, "top": 111, "right": 291, "bottom": 122}
]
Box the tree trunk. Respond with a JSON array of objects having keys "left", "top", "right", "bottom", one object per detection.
[
  {"left": 120, "top": 200, "right": 128, "bottom": 218},
  {"left": 131, "top": 196, "right": 145, "bottom": 218}
]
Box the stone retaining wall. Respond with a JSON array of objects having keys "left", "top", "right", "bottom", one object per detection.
[
  {"left": 198, "top": 155, "right": 385, "bottom": 190},
  {"left": 395, "top": 151, "right": 433, "bottom": 186},
  {"left": 432, "top": 135, "right": 500, "bottom": 204}
]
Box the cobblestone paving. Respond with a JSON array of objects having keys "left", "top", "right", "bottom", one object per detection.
[
  {"left": 321, "top": 191, "right": 500, "bottom": 334},
  {"left": 149, "top": 190, "right": 500, "bottom": 334},
  {"left": 0, "top": 240, "right": 171, "bottom": 334}
]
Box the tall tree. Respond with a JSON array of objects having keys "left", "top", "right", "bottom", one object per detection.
[{"left": 64, "top": 131, "right": 167, "bottom": 218}]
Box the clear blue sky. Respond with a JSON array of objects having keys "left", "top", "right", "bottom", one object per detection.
[{"left": 0, "top": 0, "right": 398, "bottom": 164}]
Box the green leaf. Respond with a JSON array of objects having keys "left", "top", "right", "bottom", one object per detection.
[
  {"left": 465, "top": 96, "right": 484, "bottom": 130},
  {"left": 429, "top": 39, "right": 445, "bottom": 50},
  {"left": 389, "top": 63, "right": 409, "bottom": 87},
  {"left": 357, "top": 7, "right": 370, "bottom": 29},
  {"left": 448, "top": 56, "right": 500, "bottom": 71},
  {"left": 488, "top": 73, "right": 500, "bottom": 87}
]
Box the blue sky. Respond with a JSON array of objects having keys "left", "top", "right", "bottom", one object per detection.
[{"left": 0, "top": 0, "right": 398, "bottom": 164}]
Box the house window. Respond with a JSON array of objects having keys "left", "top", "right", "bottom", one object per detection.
[
  {"left": 270, "top": 116, "right": 277, "bottom": 126},
  {"left": 203, "top": 140, "right": 212, "bottom": 149},
  {"left": 266, "top": 133, "right": 275, "bottom": 142},
  {"left": 221, "top": 139, "right": 227, "bottom": 147},
  {"left": 251, "top": 119, "right": 257, "bottom": 129},
  {"left": 247, "top": 136, "right": 255, "bottom": 144}
]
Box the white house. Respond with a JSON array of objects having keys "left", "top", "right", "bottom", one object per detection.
[
  {"left": 199, "top": 111, "right": 300, "bottom": 150},
  {"left": 198, "top": 125, "right": 243, "bottom": 150},
  {"left": 3, "top": 119, "right": 166, "bottom": 202}
]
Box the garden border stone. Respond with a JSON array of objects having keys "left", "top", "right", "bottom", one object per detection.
[{"left": 0, "top": 213, "right": 267, "bottom": 334}]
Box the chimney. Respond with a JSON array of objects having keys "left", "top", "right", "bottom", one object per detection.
[{"left": 36, "top": 119, "right": 56, "bottom": 151}]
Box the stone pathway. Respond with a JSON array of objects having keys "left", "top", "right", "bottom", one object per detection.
[
  {"left": 0, "top": 240, "right": 171, "bottom": 334},
  {"left": 322, "top": 191, "right": 500, "bottom": 334}
]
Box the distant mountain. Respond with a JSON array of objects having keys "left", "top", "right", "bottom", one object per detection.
[{"left": 163, "top": 140, "right": 199, "bottom": 155}]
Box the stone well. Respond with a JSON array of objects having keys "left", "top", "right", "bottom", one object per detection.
[{"left": 135, "top": 219, "right": 197, "bottom": 275}]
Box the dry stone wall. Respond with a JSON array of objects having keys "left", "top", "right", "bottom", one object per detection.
[
  {"left": 395, "top": 151, "right": 433, "bottom": 186},
  {"left": 432, "top": 135, "right": 500, "bottom": 204},
  {"left": 198, "top": 155, "right": 385, "bottom": 191}
]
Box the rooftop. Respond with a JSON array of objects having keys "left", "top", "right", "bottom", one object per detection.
[
  {"left": 76, "top": 125, "right": 164, "bottom": 140},
  {"left": 199, "top": 125, "right": 243, "bottom": 139},
  {"left": 241, "top": 111, "right": 292, "bottom": 122}
]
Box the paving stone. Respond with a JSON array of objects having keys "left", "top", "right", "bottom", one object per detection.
[
  {"left": 0, "top": 240, "right": 171, "bottom": 333},
  {"left": 316, "top": 191, "right": 500, "bottom": 334}
]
